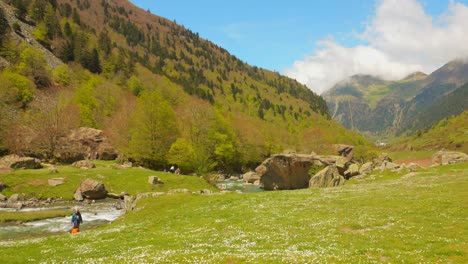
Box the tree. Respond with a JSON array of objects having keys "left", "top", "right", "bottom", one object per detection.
[
  {"left": 126, "top": 75, "right": 143, "bottom": 96},
  {"left": 44, "top": 3, "right": 60, "bottom": 39},
  {"left": 28, "top": 92, "right": 80, "bottom": 160},
  {"left": 30, "top": 0, "right": 48, "bottom": 22},
  {"left": 72, "top": 8, "right": 80, "bottom": 25},
  {"left": 166, "top": 138, "right": 195, "bottom": 172},
  {"left": 128, "top": 90, "right": 178, "bottom": 168},
  {"left": 1, "top": 70, "right": 35, "bottom": 108},
  {"left": 0, "top": 7, "right": 9, "bottom": 46},
  {"left": 74, "top": 76, "right": 99, "bottom": 127},
  {"left": 98, "top": 30, "right": 112, "bottom": 57},
  {"left": 17, "top": 47, "right": 51, "bottom": 88},
  {"left": 11, "top": 0, "right": 28, "bottom": 21}
]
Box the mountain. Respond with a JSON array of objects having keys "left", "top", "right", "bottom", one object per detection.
[
  {"left": 0, "top": 0, "right": 372, "bottom": 172},
  {"left": 323, "top": 60, "right": 468, "bottom": 139}
]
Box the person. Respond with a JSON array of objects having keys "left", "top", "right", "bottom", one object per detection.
[
  {"left": 175, "top": 167, "right": 180, "bottom": 175},
  {"left": 70, "top": 207, "right": 83, "bottom": 234},
  {"left": 170, "top": 165, "right": 175, "bottom": 173}
]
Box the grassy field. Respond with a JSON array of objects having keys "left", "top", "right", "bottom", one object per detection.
[
  {"left": 0, "top": 162, "right": 466, "bottom": 263},
  {"left": 0, "top": 161, "right": 217, "bottom": 200}
]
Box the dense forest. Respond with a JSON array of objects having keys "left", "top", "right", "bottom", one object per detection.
[{"left": 0, "top": 0, "right": 373, "bottom": 174}]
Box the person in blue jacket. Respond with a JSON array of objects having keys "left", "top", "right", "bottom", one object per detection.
[{"left": 70, "top": 207, "right": 83, "bottom": 234}]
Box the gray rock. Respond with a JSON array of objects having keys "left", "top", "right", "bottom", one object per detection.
[
  {"left": 432, "top": 151, "right": 468, "bottom": 166},
  {"left": 48, "top": 166, "right": 59, "bottom": 173},
  {"left": 333, "top": 144, "right": 355, "bottom": 160},
  {"left": 74, "top": 189, "right": 84, "bottom": 201},
  {"left": 124, "top": 195, "right": 136, "bottom": 211},
  {"left": 242, "top": 171, "right": 260, "bottom": 184},
  {"left": 8, "top": 193, "right": 20, "bottom": 203},
  {"left": 107, "top": 192, "right": 123, "bottom": 199},
  {"left": 148, "top": 176, "right": 163, "bottom": 185},
  {"left": 74, "top": 179, "right": 107, "bottom": 200},
  {"left": 344, "top": 163, "right": 360, "bottom": 179},
  {"left": 48, "top": 178, "right": 65, "bottom": 186},
  {"left": 0, "top": 193, "right": 7, "bottom": 201},
  {"left": 256, "top": 154, "right": 317, "bottom": 190},
  {"left": 199, "top": 189, "right": 212, "bottom": 195},
  {"left": 359, "top": 162, "right": 373, "bottom": 175},
  {"left": 379, "top": 161, "right": 400, "bottom": 171},
  {"left": 0, "top": 155, "right": 42, "bottom": 169},
  {"left": 309, "top": 165, "right": 345, "bottom": 188},
  {"left": 407, "top": 163, "right": 422, "bottom": 172},
  {"left": 168, "top": 188, "right": 192, "bottom": 194},
  {"left": 72, "top": 160, "right": 96, "bottom": 169}
]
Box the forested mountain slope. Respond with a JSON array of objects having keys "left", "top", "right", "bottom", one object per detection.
[{"left": 0, "top": 0, "right": 371, "bottom": 173}]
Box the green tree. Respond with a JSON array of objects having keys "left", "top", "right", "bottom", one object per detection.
[
  {"left": 166, "top": 138, "right": 195, "bottom": 172},
  {"left": 0, "top": 7, "right": 9, "bottom": 46},
  {"left": 126, "top": 75, "right": 143, "bottom": 96},
  {"left": 98, "top": 30, "right": 112, "bottom": 57},
  {"left": 1, "top": 71, "right": 35, "bottom": 108},
  {"left": 30, "top": 0, "right": 48, "bottom": 22},
  {"left": 74, "top": 77, "right": 99, "bottom": 127},
  {"left": 53, "top": 64, "right": 72, "bottom": 86},
  {"left": 44, "top": 3, "right": 60, "bottom": 39},
  {"left": 11, "top": 0, "right": 28, "bottom": 21},
  {"left": 128, "top": 90, "right": 178, "bottom": 168},
  {"left": 72, "top": 8, "right": 80, "bottom": 25},
  {"left": 17, "top": 47, "right": 51, "bottom": 88}
]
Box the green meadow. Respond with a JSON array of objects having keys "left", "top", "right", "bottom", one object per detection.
[{"left": 0, "top": 162, "right": 466, "bottom": 263}]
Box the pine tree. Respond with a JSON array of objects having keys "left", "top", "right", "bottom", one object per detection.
[{"left": 0, "top": 7, "right": 9, "bottom": 46}]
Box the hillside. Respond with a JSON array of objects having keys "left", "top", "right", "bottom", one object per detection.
[
  {"left": 323, "top": 60, "right": 468, "bottom": 139},
  {"left": 0, "top": 0, "right": 372, "bottom": 173},
  {"left": 389, "top": 110, "right": 468, "bottom": 153}
]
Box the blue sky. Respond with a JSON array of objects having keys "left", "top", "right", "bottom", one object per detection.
[{"left": 131, "top": 0, "right": 468, "bottom": 94}]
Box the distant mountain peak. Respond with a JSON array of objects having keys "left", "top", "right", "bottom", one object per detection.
[{"left": 401, "top": 71, "right": 427, "bottom": 82}]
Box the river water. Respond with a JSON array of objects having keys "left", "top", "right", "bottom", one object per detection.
[
  {"left": 0, "top": 200, "right": 123, "bottom": 240},
  {"left": 216, "top": 180, "right": 263, "bottom": 193}
]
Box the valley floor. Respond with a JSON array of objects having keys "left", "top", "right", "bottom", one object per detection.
[{"left": 0, "top": 163, "right": 467, "bottom": 263}]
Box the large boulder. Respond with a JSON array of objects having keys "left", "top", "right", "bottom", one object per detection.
[
  {"left": 72, "top": 160, "right": 96, "bottom": 169},
  {"left": 309, "top": 165, "right": 345, "bottom": 188},
  {"left": 97, "top": 142, "right": 118, "bottom": 160},
  {"left": 74, "top": 179, "right": 107, "bottom": 201},
  {"left": 432, "top": 151, "right": 468, "bottom": 166},
  {"left": 55, "top": 127, "right": 117, "bottom": 163},
  {"left": 242, "top": 171, "right": 261, "bottom": 184},
  {"left": 359, "top": 162, "right": 373, "bottom": 175},
  {"left": 256, "top": 154, "right": 318, "bottom": 190},
  {"left": 333, "top": 144, "right": 355, "bottom": 161},
  {"left": 374, "top": 153, "right": 392, "bottom": 167},
  {"left": 344, "top": 163, "right": 359, "bottom": 179},
  {"left": 379, "top": 161, "right": 400, "bottom": 171},
  {"left": 0, "top": 154, "right": 42, "bottom": 169}
]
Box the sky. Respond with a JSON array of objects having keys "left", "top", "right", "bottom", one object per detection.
[{"left": 131, "top": 0, "right": 468, "bottom": 94}]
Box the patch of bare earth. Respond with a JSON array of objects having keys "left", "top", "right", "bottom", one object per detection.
[
  {"left": 0, "top": 168, "right": 12, "bottom": 174},
  {"left": 395, "top": 157, "right": 432, "bottom": 167}
]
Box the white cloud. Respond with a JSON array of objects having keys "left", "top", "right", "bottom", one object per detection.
[{"left": 284, "top": 0, "right": 468, "bottom": 95}]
